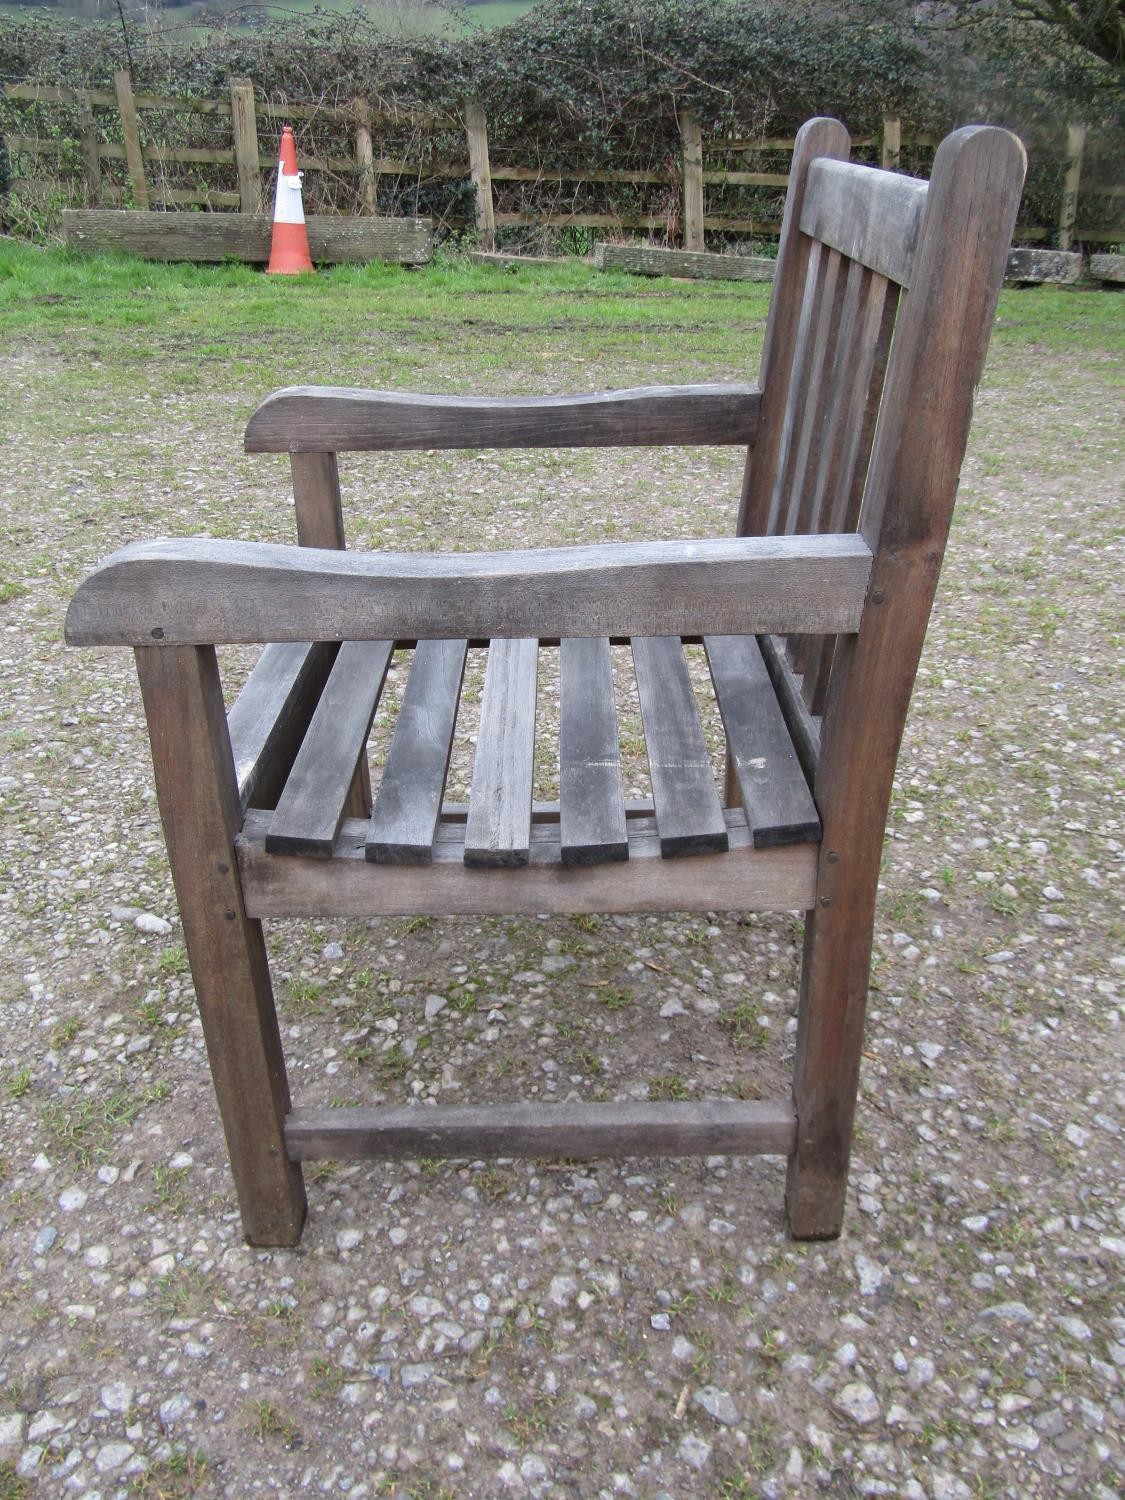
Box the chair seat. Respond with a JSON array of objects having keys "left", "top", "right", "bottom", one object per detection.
[{"left": 229, "top": 631, "right": 821, "bottom": 874}]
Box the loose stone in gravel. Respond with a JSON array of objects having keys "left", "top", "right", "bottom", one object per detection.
[
  {"left": 833, "top": 1382, "right": 882, "bottom": 1426},
  {"left": 95, "top": 1441, "right": 135, "bottom": 1473},
  {"left": 335, "top": 1228, "right": 363, "bottom": 1252},
  {"left": 693, "top": 1386, "right": 739, "bottom": 1425},
  {"left": 159, "top": 1393, "right": 191, "bottom": 1426},
  {"left": 32, "top": 1225, "right": 57, "bottom": 1255},
  {"left": 678, "top": 1433, "right": 712, "bottom": 1469},
  {"left": 0, "top": 1413, "right": 25, "bottom": 1450},
  {"left": 134, "top": 911, "right": 172, "bottom": 935},
  {"left": 101, "top": 1381, "right": 133, "bottom": 1412},
  {"left": 58, "top": 1186, "right": 87, "bottom": 1212}
]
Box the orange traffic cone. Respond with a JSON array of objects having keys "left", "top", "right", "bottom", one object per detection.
[{"left": 266, "top": 126, "right": 314, "bottom": 275}]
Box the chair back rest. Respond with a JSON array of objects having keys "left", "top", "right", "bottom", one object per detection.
[{"left": 738, "top": 118, "right": 1025, "bottom": 717}]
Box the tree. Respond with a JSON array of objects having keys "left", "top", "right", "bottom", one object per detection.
[{"left": 945, "top": 1, "right": 1123, "bottom": 74}]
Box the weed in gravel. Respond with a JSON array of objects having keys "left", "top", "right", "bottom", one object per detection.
[
  {"left": 41, "top": 1081, "right": 169, "bottom": 1163},
  {"left": 131, "top": 1449, "right": 213, "bottom": 1497},
  {"left": 145, "top": 1164, "right": 191, "bottom": 1218},
  {"left": 720, "top": 1002, "right": 769, "bottom": 1050},
  {"left": 308, "top": 1357, "right": 346, "bottom": 1401},
  {"left": 4, "top": 1069, "right": 31, "bottom": 1100},
  {"left": 648, "top": 1072, "right": 689, "bottom": 1101},
  {"left": 156, "top": 944, "right": 189, "bottom": 976},
  {"left": 246, "top": 1398, "right": 302, "bottom": 1448},
  {"left": 474, "top": 1166, "right": 514, "bottom": 1202},
  {"left": 0, "top": 1462, "right": 30, "bottom": 1500},
  {"left": 598, "top": 986, "right": 633, "bottom": 1011},
  {"left": 47, "top": 1016, "right": 81, "bottom": 1049}
]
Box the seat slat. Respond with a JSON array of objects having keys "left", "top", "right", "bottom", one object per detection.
[
  {"left": 800, "top": 157, "right": 928, "bottom": 287},
  {"left": 464, "top": 638, "right": 538, "bottom": 868},
  {"left": 366, "top": 639, "right": 468, "bottom": 865},
  {"left": 228, "top": 640, "right": 337, "bottom": 814},
  {"left": 632, "top": 636, "right": 728, "bottom": 857},
  {"left": 559, "top": 637, "right": 628, "bottom": 866},
  {"left": 706, "top": 634, "right": 820, "bottom": 848},
  {"left": 265, "top": 638, "right": 393, "bottom": 857}
]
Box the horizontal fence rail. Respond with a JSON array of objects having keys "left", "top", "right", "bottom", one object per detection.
[{"left": 2, "top": 74, "right": 1121, "bottom": 250}]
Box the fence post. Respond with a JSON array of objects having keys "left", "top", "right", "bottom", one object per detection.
[
  {"left": 230, "top": 77, "right": 262, "bottom": 215},
  {"left": 1059, "top": 122, "right": 1086, "bottom": 250},
  {"left": 464, "top": 99, "right": 495, "bottom": 250},
  {"left": 114, "top": 69, "right": 149, "bottom": 210},
  {"left": 881, "top": 115, "right": 901, "bottom": 171},
  {"left": 76, "top": 88, "right": 102, "bottom": 206},
  {"left": 354, "top": 97, "right": 376, "bottom": 215},
  {"left": 681, "top": 110, "right": 704, "bottom": 251}
]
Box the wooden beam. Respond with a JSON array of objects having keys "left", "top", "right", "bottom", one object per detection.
[
  {"left": 354, "top": 97, "right": 376, "bottom": 215},
  {"left": 238, "top": 808, "right": 818, "bottom": 917},
  {"left": 113, "top": 70, "right": 148, "bottom": 210},
  {"left": 60, "top": 210, "right": 432, "bottom": 265},
  {"left": 464, "top": 99, "right": 495, "bottom": 251},
  {"left": 64, "top": 533, "right": 874, "bottom": 648},
  {"left": 681, "top": 109, "right": 705, "bottom": 252},
  {"left": 229, "top": 76, "right": 262, "bottom": 214},
  {"left": 285, "top": 1099, "right": 797, "bottom": 1162},
  {"left": 1058, "top": 122, "right": 1086, "bottom": 251},
  {"left": 245, "top": 383, "right": 761, "bottom": 453},
  {"left": 881, "top": 114, "right": 901, "bottom": 171},
  {"left": 76, "top": 89, "right": 101, "bottom": 205},
  {"left": 594, "top": 244, "right": 776, "bottom": 283}
]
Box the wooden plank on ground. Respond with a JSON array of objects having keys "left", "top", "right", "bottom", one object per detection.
[
  {"left": 705, "top": 634, "right": 820, "bottom": 847},
  {"left": 464, "top": 638, "right": 538, "bottom": 868},
  {"left": 367, "top": 639, "right": 468, "bottom": 864},
  {"left": 559, "top": 637, "right": 628, "bottom": 866},
  {"left": 632, "top": 636, "right": 728, "bottom": 857},
  {"left": 595, "top": 243, "right": 776, "bottom": 282},
  {"left": 227, "top": 641, "right": 337, "bottom": 814},
  {"left": 266, "top": 639, "right": 393, "bottom": 857},
  {"left": 286, "top": 1098, "right": 797, "bottom": 1161},
  {"left": 60, "top": 209, "right": 433, "bottom": 264}
]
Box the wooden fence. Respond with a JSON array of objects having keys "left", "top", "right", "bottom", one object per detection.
[{"left": 2, "top": 73, "right": 1120, "bottom": 250}]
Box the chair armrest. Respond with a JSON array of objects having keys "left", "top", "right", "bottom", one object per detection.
[
  {"left": 64, "top": 534, "right": 871, "bottom": 648},
  {"left": 244, "top": 383, "right": 761, "bottom": 454}
]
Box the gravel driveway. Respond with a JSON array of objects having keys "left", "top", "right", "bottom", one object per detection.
[{"left": 0, "top": 263, "right": 1121, "bottom": 1498}]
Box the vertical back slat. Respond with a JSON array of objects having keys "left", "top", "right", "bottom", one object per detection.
[
  {"left": 464, "top": 638, "right": 539, "bottom": 868},
  {"left": 738, "top": 119, "right": 851, "bottom": 539},
  {"left": 783, "top": 247, "right": 848, "bottom": 537}
]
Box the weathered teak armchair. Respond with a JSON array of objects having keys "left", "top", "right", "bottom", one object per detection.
[{"left": 66, "top": 121, "right": 1025, "bottom": 1246}]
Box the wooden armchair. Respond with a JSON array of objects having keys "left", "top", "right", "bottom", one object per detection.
[{"left": 65, "top": 120, "right": 1025, "bottom": 1247}]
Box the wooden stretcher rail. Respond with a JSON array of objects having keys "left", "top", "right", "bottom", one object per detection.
[
  {"left": 64, "top": 534, "right": 873, "bottom": 647},
  {"left": 285, "top": 1099, "right": 798, "bottom": 1161},
  {"left": 237, "top": 809, "right": 819, "bottom": 917},
  {"left": 244, "top": 383, "right": 762, "bottom": 453}
]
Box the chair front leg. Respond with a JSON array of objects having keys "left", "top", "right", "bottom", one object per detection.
[{"left": 135, "top": 644, "right": 307, "bottom": 1246}]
